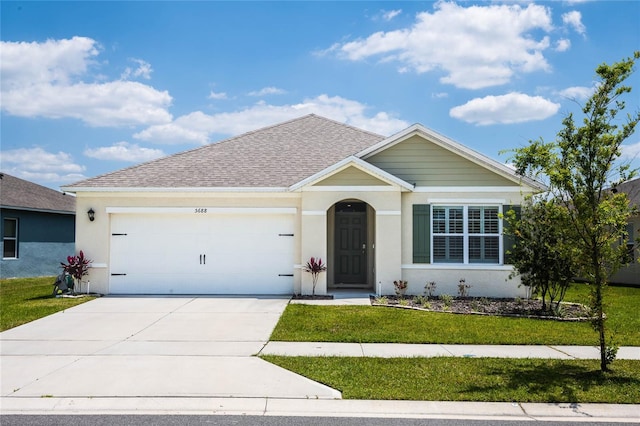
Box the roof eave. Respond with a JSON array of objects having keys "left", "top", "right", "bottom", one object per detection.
[{"left": 61, "top": 186, "right": 291, "bottom": 193}]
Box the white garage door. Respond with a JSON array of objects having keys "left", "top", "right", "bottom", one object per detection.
[{"left": 109, "top": 209, "right": 296, "bottom": 294}]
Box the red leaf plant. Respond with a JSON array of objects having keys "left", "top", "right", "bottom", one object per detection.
[
  {"left": 302, "top": 257, "right": 327, "bottom": 296},
  {"left": 60, "top": 250, "right": 92, "bottom": 285}
]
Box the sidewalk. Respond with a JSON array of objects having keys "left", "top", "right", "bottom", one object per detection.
[{"left": 261, "top": 341, "right": 640, "bottom": 359}]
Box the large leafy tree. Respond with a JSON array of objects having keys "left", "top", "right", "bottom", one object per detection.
[{"left": 511, "top": 52, "right": 639, "bottom": 372}]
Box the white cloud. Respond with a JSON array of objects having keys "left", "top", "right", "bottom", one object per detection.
[
  {"left": 0, "top": 37, "right": 172, "bottom": 127},
  {"left": 558, "top": 85, "right": 593, "bottom": 101},
  {"left": 121, "top": 58, "right": 153, "bottom": 80},
  {"left": 248, "top": 86, "right": 287, "bottom": 96},
  {"left": 328, "top": 2, "right": 554, "bottom": 89},
  {"left": 431, "top": 92, "right": 449, "bottom": 99},
  {"left": 449, "top": 92, "right": 560, "bottom": 125},
  {"left": 555, "top": 38, "right": 571, "bottom": 52},
  {"left": 84, "top": 141, "right": 165, "bottom": 162},
  {"left": 562, "top": 11, "right": 586, "bottom": 35},
  {"left": 134, "top": 95, "right": 408, "bottom": 144},
  {"left": 0, "top": 147, "right": 86, "bottom": 183},
  {"left": 621, "top": 141, "right": 640, "bottom": 161},
  {"left": 381, "top": 9, "right": 402, "bottom": 21},
  {"left": 208, "top": 91, "right": 228, "bottom": 100}
]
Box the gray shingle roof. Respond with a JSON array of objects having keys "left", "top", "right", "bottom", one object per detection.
[
  {"left": 0, "top": 173, "right": 76, "bottom": 213},
  {"left": 615, "top": 177, "right": 640, "bottom": 207},
  {"left": 65, "top": 115, "right": 385, "bottom": 189}
]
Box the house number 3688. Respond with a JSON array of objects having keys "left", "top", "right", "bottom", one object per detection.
[{"left": 194, "top": 208, "right": 208, "bottom": 213}]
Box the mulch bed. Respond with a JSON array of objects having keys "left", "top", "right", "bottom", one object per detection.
[{"left": 371, "top": 295, "right": 592, "bottom": 321}]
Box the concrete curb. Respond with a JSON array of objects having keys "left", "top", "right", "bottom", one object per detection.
[{"left": 2, "top": 397, "right": 639, "bottom": 422}]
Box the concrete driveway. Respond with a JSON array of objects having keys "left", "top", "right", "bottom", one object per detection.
[{"left": 0, "top": 296, "right": 340, "bottom": 400}]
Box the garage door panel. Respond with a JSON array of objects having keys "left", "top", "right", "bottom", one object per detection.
[{"left": 109, "top": 213, "right": 295, "bottom": 294}]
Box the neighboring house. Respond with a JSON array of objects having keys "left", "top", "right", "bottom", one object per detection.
[
  {"left": 62, "top": 115, "right": 544, "bottom": 297},
  {"left": 610, "top": 177, "right": 640, "bottom": 286},
  {"left": 1, "top": 173, "right": 76, "bottom": 278}
]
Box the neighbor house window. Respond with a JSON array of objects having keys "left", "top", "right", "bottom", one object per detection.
[
  {"left": 432, "top": 206, "right": 500, "bottom": 264},
  {"left": 3, "top": 218, "right": 18, "bottom": 259},
  {"left": 625, "top": 223, "right": 636, "bottom": 263}
]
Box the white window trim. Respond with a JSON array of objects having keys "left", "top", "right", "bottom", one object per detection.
[{"left": 431, "top": 205, "right": 502, "bottom": 265}]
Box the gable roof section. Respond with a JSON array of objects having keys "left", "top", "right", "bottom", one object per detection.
[
  {"left": 0, "top": 173, "right": 76, "bottom": 214},
  {"left": 63, "top": 115, "right": 385, "bottom": 191},
  {"left": 358, "top": 124, "right": 546, "bottom": 191},
  {"left": 289, "top": 156, "right": 414, "bottom": 191}
]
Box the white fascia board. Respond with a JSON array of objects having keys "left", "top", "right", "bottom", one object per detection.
[
  {"left": 357, "top": 124, "right": 546, "bottom": 192},
  {"left": 106, "top": 207, "right": 297, "bottom": 215},
  {"left": 61, "top": 186, "right": 289, "bottom": 194},
  {"left": 413, "top": 186, "right": 529, "bottom": 193},
  {"left": 0, "top": 205, "right": 75, "bottom": 215},
  {"left": 426, "top": 198, "right": 508, "bottom": 205},
  {"left": 289, "top": 156, "right": 414, "bottom": 192},
  {"left": 302, "top": 186, "right": 400, "bottom": 192}
]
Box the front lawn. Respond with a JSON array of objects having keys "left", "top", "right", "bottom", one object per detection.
[
  {"left": 270, "top": 284, "right": 640, "bottom": 346},
  {"left": 0, "top": 276, "right": 96, "bottom": 331},
  {"left": 262, "top": 356, "right": 640, "bottom": 403}
]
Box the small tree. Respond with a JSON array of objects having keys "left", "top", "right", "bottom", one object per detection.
[
  {"left": 302, "top": 257, "right": 326, "bottom": 296},
  {"left": 504, "top": 197, "right": 577, "bottom": 313},
  {"left": 511, "top": 52, "right": 639, "bottom": 371}
]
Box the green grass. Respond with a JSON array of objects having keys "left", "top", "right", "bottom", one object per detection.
[
  {"left": 262, "top": 356, "right": 640, "bottom": 403},
  {"left": 0, "top": 276, "right": 96, "bottom": 331},
  {"left": 270, "top": 284, "right": 640, "bottom": 346}
]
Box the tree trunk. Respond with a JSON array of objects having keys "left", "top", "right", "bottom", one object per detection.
[{"left": 592, "top": 246, "right": 608, "bottom": 372}]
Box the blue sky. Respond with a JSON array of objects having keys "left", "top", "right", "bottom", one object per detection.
[{"left": 1, "top": 1, "right": 639, "bottom": 189}]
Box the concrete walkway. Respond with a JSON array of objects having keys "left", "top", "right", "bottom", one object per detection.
[
  {"left": 262, "top": 341, "right": 640, "bottom": 359},
  {"left": 1, "top": 293, "right": 639, "bottom": 421}
]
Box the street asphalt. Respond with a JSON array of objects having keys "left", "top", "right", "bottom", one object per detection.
[{"left": 0, "top": 294, "right": 638, "bottom": 422}]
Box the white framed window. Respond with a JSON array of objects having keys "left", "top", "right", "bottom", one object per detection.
[
  {"left": 432, "top": 206, "right": 501, "bottom": 264},
  {"left": 3, "top": 218, "right": 18, "bottom": 259}
]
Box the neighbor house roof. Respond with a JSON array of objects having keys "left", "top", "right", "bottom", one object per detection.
[
  {"left": 0, "top": 173, "right": 76, "bottom": 214},
  {"left": 614, "top": 177, "right": 640, "bottom": 207},
  {"left": 63, "top": 115, "right": 385, "bottom": 190}
]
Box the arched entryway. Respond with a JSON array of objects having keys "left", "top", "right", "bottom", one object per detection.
[{"left": 327, "top": 200, "right": 375, "bottom": 290}]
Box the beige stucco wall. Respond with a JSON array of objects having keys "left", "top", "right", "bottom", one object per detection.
[
  {"left": 300, "top": 188, "right": 402, "bottom": 295},
  {"left": 397, "top": 188, "right": 533, "bottom": 298},
  {"left": 74, "top": 182, "right": 540, "bottom": 297},
  {"left": 74, "top": 191, "right": 302, "bottom": 295}
]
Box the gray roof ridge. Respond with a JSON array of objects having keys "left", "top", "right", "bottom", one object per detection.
[{"left": 304, "top": 113, "right": 386, "bottom": 139}]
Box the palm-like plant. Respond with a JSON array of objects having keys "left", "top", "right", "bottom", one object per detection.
[
  {"left": 302, "top": 257, "right": 326, "bottom": 296},
  {"left": 60, "top": 250, "right": 92, "bottom": 290}
]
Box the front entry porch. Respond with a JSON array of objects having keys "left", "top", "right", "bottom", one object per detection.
[{"left": 327, "top": 201, "right": 375, "bottom": 291}]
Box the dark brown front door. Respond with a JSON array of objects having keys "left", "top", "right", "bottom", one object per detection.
[{"left": 334, "top": 202, "right": 367, "bottom": 285}]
